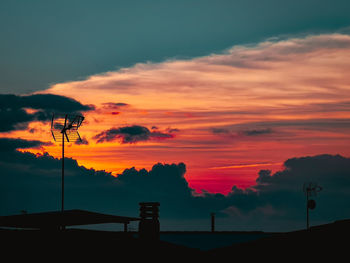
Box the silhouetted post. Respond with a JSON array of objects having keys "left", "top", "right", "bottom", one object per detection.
[
  {"left": 306, "top": 190, "right": 309, "bottom": 230},
  {"left": 139, "top": 202, "right": 160, "bottom": 240},
  {"left": 61, "top": 115, "right": 67, "bottom": 231},
  {"left": 61, "top": 129, "right": 65, "bottom": 231},
  {"left": 124, "top": 222, "right": 128, "bottom": 232},
  {"left": 62, "top": 130, "right": 65, "bottom": 213},
  {"left": 211, "top": 213, "right": 215, "bottom": 232},
  {"left": 51, "top": 113, "right": 84, "bottom": 231},
  {"left": 303, "top": 182, "right": 322, "bottom": 231}
]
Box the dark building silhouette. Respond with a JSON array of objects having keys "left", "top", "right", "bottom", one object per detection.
[
  {"left": 0, "top": 209, "right": 139, "bottom": 231},
  {"left": 0, "top": 203, "right": 162, "bottom": 240}
]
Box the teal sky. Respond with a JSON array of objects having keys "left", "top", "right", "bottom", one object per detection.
[{"left": 1, "top": 0, "right": 350, "bottom": 94}]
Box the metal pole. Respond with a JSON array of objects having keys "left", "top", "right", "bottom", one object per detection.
[
  {"left": 211, "top": 213, "right": 215, "bottom": 232},
  {"left": 61, "top": 131, "right": 65, "bottom": 230},
  {"left": 62, "top": 132, "right": 64, "bottom": 212},
  {"left": 306, "top": 190, "right": 309, "bottom": 230}
]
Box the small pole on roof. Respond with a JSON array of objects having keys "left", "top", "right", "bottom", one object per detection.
[{"left": 211, "top": 212, "right": 215, "bottom": 232}]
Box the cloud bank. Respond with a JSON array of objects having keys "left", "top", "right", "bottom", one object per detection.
[
  {"left": 93, "top": 125, "right": 175, "bottom": 144},
  {"left": 0, "top": 94, "right": 93, "bottom": 132},
  {"left": 1, "top": 138, "right": 349, "bottom": 231}
]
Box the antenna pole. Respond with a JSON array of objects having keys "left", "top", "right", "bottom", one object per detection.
[
  {"left": 51, "top": 113, "right": 84, "bottom": 231},
  {"left": 62, "top": 131, "right": 64, "bottom": 213},
  {"left": 61, "top": 131, "right": 65, "bottom": 231},
  {"left": 306, "top": 189, "right": 309, "bottom": 230},
  {"left": 61, "top": 114, "right": 68, "bottom": 231}
]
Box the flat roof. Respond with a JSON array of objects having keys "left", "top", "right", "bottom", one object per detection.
[{"left": 0, "top": 209, "right": 140, "bottom": 229}]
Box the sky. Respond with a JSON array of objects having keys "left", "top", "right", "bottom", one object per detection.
[{"left": 1, "top": 0, "right": 350, "bottom": 230}]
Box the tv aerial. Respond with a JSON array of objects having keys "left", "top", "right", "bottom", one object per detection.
[
  {"left": 303, "top": 182, "right": 322, "bottom": 230},
  {"left": 51, "top": 113, "right": 84, "bottom": 220}
]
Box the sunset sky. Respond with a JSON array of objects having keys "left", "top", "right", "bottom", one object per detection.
[
  {"left": 1, "top": 1, "right": 350, "bottom": 229},
  {"left": 5, "top": 32, "right": 350, "bottom": 194}
]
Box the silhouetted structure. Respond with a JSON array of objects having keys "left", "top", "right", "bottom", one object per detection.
[
  {"left": 211, "top": 213, "right": 215, "bottom": 232},
  {"left": 303, "top": 182, "right": 322, "bottom": 229},
  {"left": 51, "top": 114, "right": 84, "bottom": 230},
  {"left": 139, "top": 202, "right": 160, "bottom": 240},
  {"left": 0, "top": 210, "right": 139, "bottom": 231}
]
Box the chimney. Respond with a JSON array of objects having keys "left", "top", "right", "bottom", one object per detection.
[{"left": 138, "top": 202, "right": 160, "bottom": 240}]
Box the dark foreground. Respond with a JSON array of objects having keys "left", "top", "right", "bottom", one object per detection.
[
  {"left": 206, "top": 219, "right": 350, "bottom": 260},
  {"left": 1, "top": 228, "right": 200, "bottom": 260},
  {"left": 1, "top": 219, "right": 349, "bottom": 260}
]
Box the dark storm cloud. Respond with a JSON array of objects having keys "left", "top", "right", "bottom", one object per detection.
[
  {"left": 242, "top": 128, "right": 272, "bottom": 136},
  {"left": 0, "top": 94, "right": 93, "bottom": 112},
  {"left": 94, "top": 126, "right": 150, "bottom": 143},
  {"left": 0, "top": 138, "right": 117, "bottom": 215},
  {"left": 0, "top": 94, "right": 94, "bottom": 132},
  {"left": 167, "top": 128, "right": 180, "bottom": 133},
  {"left": 254, "top": 154, "right": 350, "bottom": 192},
  {"left": 212, "top": 128, "right": 230, "bottom": 134},
  {"left": 94, "top": 125, "right": 174, "bottom": 144},
  {"left": 116, "top": 163, "right": 193, "bottom": 201},
  {"left": 212, "top": 118, "right": 350, "bottom": 139},
  {"left": 223, "top": 154, "right": 350, "bottom": 230},
  {"left": 74, "top": 137, "right": 89, "bottom": 145},
  {"left": 211, "top": 127, "right": 273, "bottom": 137},
  {"left": 0, "top": 137, "right": 52, "bottom": 152},
  {"left": 260, "top": 118, "right": 350, "bottom": 130},
  {"left": 1, "top": 138, "right": 350, "bottom": 230},
  {"left": 0, "top": 138, "right": 192, "bottom": 217},
  {"left": 102, "top": 102, "right": 129, "bottom": 109}
]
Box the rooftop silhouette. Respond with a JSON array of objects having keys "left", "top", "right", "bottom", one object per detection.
[{"left": 0, "top": 209, "right": 139, "bottom": 230}]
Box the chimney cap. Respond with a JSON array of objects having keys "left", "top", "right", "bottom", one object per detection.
[{"left": 139, "top": 202, "right": 160, "bottom": 206}]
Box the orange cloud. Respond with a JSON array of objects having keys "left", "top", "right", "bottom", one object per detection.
[{"left": 45, "top": 33, "right": 350, "bottom": 110}]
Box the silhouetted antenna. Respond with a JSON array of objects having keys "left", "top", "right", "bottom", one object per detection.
[
  {"left": 51, "top": 114, "right": 84, "bottom": 143},
  {"left": 51, "top": 113, "right": 84, "bottom": 229},
  {"left": 303, "top": 182, "right": 322, "bottom": 230}
]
